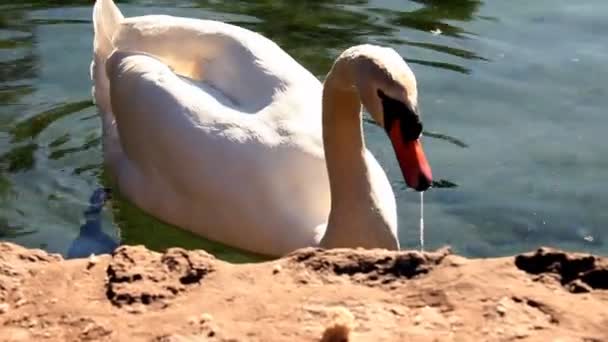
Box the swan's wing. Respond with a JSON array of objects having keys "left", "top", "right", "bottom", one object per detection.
[
  {"left": 106, "top": 50, "right": 245, "bottom": 136},
  {"left": 112, "top": 15, "right": 319, "bottom": 112}
]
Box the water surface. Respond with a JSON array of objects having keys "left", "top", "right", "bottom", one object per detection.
[{"left": 1, "top": 0, "right": 606, "bottom": 260}]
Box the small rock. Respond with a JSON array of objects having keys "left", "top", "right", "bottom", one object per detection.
[
  {"left": 567, "top": 280, "right": 592, "bottom": 294},
  {"left": 496, "top": 304, "right": 506, "bottom": 316},
  {"left": 0, "top": 303, "right": 9, "bottom": 314},
  {"left": 199, "top": 313, "right": 213, "bottom": 323},
  {"left": 87, "top": 255, "right": 99, "bottom": 270},
  {"left": 272, "top": 265, "right": 282, "bottom": 274},
  {"left": 389, "top": 308, "right": 402, "bottom": 316},
  {"left": 320, "top": 307, "right": 354, "bottom": 342}
]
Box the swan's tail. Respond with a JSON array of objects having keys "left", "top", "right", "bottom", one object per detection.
[{"left": 91, "top": 0, "right": 124, "bottom": 176}]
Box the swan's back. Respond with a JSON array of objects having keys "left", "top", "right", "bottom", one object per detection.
[
  {"left": 93, "top": 0, "right": 319, "bottom": 115},
  {"left": 113, "top": 16, "right": 314, "bottom": 112}
]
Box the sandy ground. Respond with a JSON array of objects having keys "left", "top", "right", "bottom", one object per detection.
[{"left": 0, "top": 242, "right": 606, "bottom": 341}]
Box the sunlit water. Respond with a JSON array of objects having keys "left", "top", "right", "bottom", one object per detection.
[{"left": 1, "top": 0, "right": 606, "bottom": 261}]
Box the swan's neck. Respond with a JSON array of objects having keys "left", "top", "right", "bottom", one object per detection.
[
  {"left": 322, "top": 83, "right": 368, "bottom": 205},
  {"left": 319, "top": 62, "right": 398, "bottom": 250}
]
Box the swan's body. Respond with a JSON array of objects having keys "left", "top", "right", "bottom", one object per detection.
[{"left": 92, "top": 0, "right": 431, "bottom": 256}]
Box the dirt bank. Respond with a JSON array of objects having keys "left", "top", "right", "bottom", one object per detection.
[{"left": 0, "top": 242, "right": 606, "bottom": 341}]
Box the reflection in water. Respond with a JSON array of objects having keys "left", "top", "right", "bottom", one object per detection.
[
  {"left": 10, "top": 100, "right": 94, "bottom": 142},
  {"left": 423, "top": 131, "right": 469, "bottom": 148},
  {"left": 195, "top": 0, "right": 483, "bottom": 75},
  {"left": 194, "top": 0, "right": 391, "bottom": 75},
  {"left": 0, "top": 217, "right": 33, "bottom": 238},
  {"left": 405, "top": 58, "right": 471, "bottom": 74},
  {"left": 74, "top": 163, "right": 102, "bottom": 176},
  {"left": 66, "top": 188, "right": 118, "bottom": 258},
  {"left": 363, "top": 116, "right": 469, "bottom": 148},
  {"left": 0, "top": 8, "right": 36, "bottom": 122},
  {"left": 0, "top": 175, "right": 12, "bottom": 199},
  {"left": 0, "top": 85, "right": 34, "bottom": 105},
  {"left": 404, "top": 41, "right": 487, "bottom": 61},
  {"left": 0, "top": 54, "right": 38, "bottom": 83},
  {"left": 0, "top": 101, "right": 94, "bottom": 173},
  {"left": 0, "top": 143, "right": 38, "bottom": 172},
  {"left": 431, "top": 179, "right": 458, "bottom": 189},
  {"left": 393, "top": 179, "right": 458, "bottom": 191},
  {"left": 50, "top": 135, "right": 101, "bottom": 160},
  {"left": 384, "top": 0, "right": 482, "bottom": 38},
  {"left": 1, "top": 4, "right": 38, "bottom": 180}
]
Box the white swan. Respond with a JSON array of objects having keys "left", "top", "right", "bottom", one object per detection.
[{"left": 91, "top": 0, "right": 432, "bottom": 257}]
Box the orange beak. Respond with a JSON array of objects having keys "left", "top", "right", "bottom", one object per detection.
[{"left": 387, "top": 120, "right": 432, "bottom": 191}]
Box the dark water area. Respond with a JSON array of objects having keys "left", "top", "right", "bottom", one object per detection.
[{"left": 1, "top": 0, "right": 606, "bottom": 260}]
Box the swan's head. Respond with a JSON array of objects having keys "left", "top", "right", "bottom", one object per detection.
[{"left": 347, "top": 45, "right": 433, "bottom": 191}]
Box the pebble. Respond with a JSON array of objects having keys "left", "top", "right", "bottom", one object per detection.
[
  {"left": 87, "top": 255, "right": 99, "bottom": 270},
  {"left": 272, "top": 265, "right": 282, "bottom": 274},
  {"left": 199, "top": 313, "right": 213, "bottom": 323},
  {"left": 496, "top": 304, "right": 506, "bottom": 316},
  {"left": 0, "top": 303, "right": 9, "bottom": 314}
]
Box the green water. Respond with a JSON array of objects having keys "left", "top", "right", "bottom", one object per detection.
[{"left": 1, "top": 0, "right": 606, "bottom": 260}]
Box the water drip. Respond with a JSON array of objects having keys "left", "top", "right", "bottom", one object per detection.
[{"left": 420, "top": 192, "right": 424, "bottom": 252}]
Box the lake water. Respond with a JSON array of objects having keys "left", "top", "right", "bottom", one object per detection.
[{"left": 1, "top": 0, "right": 606, "bottom": 261}]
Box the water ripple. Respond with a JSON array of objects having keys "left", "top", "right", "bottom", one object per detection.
[{"left": 10, "top": 100, "right": 93, "bottom": 142}]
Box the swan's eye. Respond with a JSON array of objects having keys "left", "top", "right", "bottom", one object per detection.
[{"left": 377, "top": 90, "right": 422, "bottom": 141}]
